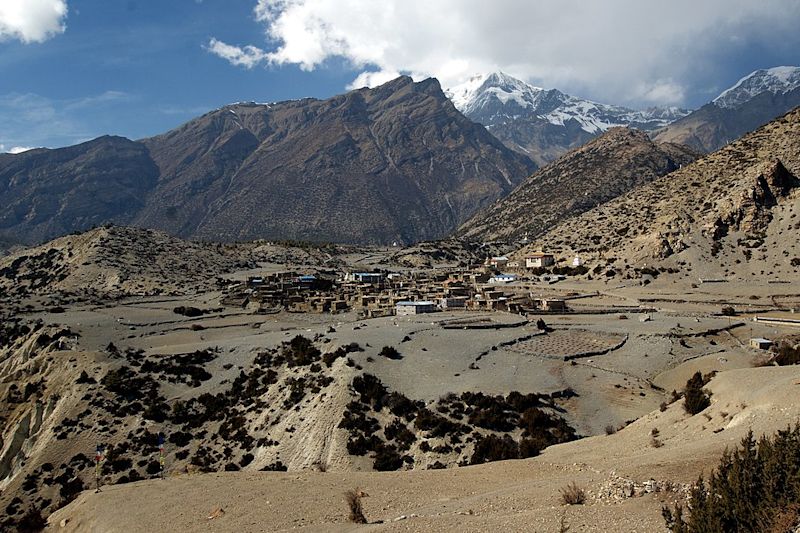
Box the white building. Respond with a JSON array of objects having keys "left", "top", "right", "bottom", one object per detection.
[
  {"left": 395, "top": 301, "right": 438, "bottom": 316},
  {"left": 749, "top": 337, "right": 773, "bottom": 350},
  {"left": 488, "top": 274, "right": 517, "bottom": 284},
  {"left": 525, "top": 253, "right": 555, "bottom": 268},
  {"left": 487, "top": 256, "right": 509, "bottom": 269}
]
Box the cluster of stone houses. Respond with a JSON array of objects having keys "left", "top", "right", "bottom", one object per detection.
[{"left": 217, "top": 252, "right": 570, "bottom": 317}]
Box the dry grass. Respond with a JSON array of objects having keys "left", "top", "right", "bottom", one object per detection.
[{"left": 560, "top": 482, "right": 586, "bottom": 505}]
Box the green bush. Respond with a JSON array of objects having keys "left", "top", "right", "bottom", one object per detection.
[
  {"left": 683, "top": 372, "right": 711, "bottom": 415},
  {"left": 663, "top": 427, "right": 800, "bottom": 532}
]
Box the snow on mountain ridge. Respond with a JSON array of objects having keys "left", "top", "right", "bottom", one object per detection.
[
  {"left": 447, "top": 72, "right": 690, "bottom": 134},
  {"left": 713, "top": 66, "right": 800, "bottom": 109},
  {"left": 446, "top": 72, "right": 548, "bottom": 116}
]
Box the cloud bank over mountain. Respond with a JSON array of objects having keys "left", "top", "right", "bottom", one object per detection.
[{"left": 208, "top": 0, "right": 800, "bottom": 107}]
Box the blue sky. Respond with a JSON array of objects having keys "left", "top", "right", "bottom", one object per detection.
[
  {"left": 1, "top": 0, "right": 799, "bottom": 150},
  {"left": 0, "top": 0, "right": 358, "bottom": 150}
]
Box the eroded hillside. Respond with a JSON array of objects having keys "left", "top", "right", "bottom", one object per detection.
[{"left": 524, "top": 107, "right": 800, "bottom": 280}]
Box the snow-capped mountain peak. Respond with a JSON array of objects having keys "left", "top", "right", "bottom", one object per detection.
[
  {"left": 447, "top": 71, "right": 689, "bottom": 136},
  {"left": 713, "top": 66, "right": 800, "bottom": 109},
  {"left": 446, "top": 71, "right": 548, "bottom": 116}
]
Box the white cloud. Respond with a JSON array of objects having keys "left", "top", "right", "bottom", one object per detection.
[
  {"left": 209, "top": 0, "right": 800, "bottom": 106},
  {"left": 634, "top": 80, "right": 686, "bottom": 106},
  {"left": 347, "top": 70, "right": 401, "bottom": 90},
  {"left": 7, "top": 146, "right": 36, "bottom": 154},
  {"left": 206, "top": 38, "right": 268, "bottom": 69},
  {"left": 0, "top": 0, "right": 67, "bottom": 43},
  {"left": 64, "top": 90, "right": 132, "bottom": 110}
]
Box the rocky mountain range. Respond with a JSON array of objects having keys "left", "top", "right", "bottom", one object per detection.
[
  {"left": 653, "top": 66, "right": 800, "bottom": 153},
  {"left": 0, "top": 77, "right": 535, "bottom": 247},
  {"left": 526, "top": 107, "right": 800, "bottom": 279},
  {"left": 457, "top": 128, "right": 699, "bottom": 242},
  {"left": 447, "top": 72, "right": 690, "bottom": 166}
]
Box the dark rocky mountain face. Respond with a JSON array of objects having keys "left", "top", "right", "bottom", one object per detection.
[
  {"left": 137, "top": 76, "right": 535, "bottom": 244},
  {"left": 0, "top": 136, "right": 159, "bottom": 245},
  {"left": 0, "top": 77, "right": 535, "bottom": 246},
  {"left": 457, "top": 127, "right": 699, "bottom": 242},
  {"left": 653, "top": 69, "right": 800, "bottom": 153}
]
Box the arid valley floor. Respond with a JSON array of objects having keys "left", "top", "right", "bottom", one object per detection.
[{"left": 2, "top": 230, "right": 799, "bottom": 532}]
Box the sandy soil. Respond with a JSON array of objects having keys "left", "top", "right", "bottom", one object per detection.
[{"left": 48, "top": 365, "right": 800, "bottom": 532}]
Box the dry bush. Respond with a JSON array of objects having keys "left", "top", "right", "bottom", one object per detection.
[
  {"left": 560, "top": 482, "right": 586, "bottom": 505},
  {"left": 344, "top": 488, "right": 368, "bottom": 524},
  {"left": 775, "top": 343, "right": 800, "bottom": 366},
  {"left": 604, "top": 425, "right": 616, "bottom": 435}
]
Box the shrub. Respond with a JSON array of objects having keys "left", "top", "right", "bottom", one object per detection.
[
  {"left": 173, "top": 306, "right": 205, "bottom": 317},
  {"left": 385, "top": 392, "right": 422, "bottom": 421},
  {"left": 414, "top": 409, "right": 468, "bottom": 439},
  {"left": 282, "top": 335, "right": 321, "bottom": 366},
  {"left": 372, "top": 444, "right": 404, "bottom": 471},
  {"left": 378, "top": 346, "right": 402, "bottom": 360},
  {"left": 16, "top": 506, "right": 47, "bottom": 532},
  {"left": 352, "top": 374, "right": 388, "bottom": 410},
  {"left": 663, "top": 427, "right": 800, "bottom": 532},
  {"left": 683, "top": 372, "right": 711, "bottom": 415},
  {"left": 346, "top": 435, "right": 381, "bottom": 456},
  {"left": 518, "top": 438, "right": 542, "bottom": 458},
  {"left": 322, "top": 347, "right": 346, "bottom": 367},
  {"left": 384, "top": 419, "right": 416, "bottom": 450},
  {"left": 470, "top": 434, "right": 519, "bottom": 464},
  {"left": 260, "top": 461, "right": 287, "bottom": 471},
  {"left": 344, "top": 488, "right": 368, "bottom": 524},
  {"left": 720, "top": 306, "right": 736, "bottom": 316},
  {"left": 775, "top": 343, "right": 800, "bottom": 366},
  {"left": 560, "top": 482, "right": 586, "bottom": 505},
  {"left": 76, "top": 370, "right": 96, "bottom": 384},
  {"left": 168, "top": 431, "right": 193, "bottom": 447}
]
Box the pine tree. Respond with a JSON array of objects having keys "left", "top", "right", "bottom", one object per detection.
[{"left": 683, "top": 371, "right": 710, "bottom": 415}]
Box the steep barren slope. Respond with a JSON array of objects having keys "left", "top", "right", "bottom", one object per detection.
[
  {"left": 654, "top": 67, "right": 800, "bottom": 153},
  {"left": 136, "top": 76, "right": 534, "bottom": 244},
  {"left": 0, "top": 137, "right": 159, "bottom": 245},
  {"left": 527, "top": 107, "right": 800, "bottom": 279},
  {"left": 0, "top": 78, "right": 534, "bottom": 246},
  {"left": 458, "top": 128, "right": 698, "bottom": 242}
]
